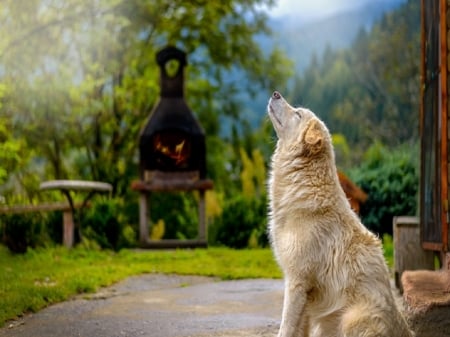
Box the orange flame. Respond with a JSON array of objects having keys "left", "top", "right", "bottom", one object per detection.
[{"left": 154, "top": 134, "right": 189, "bottom": 166}]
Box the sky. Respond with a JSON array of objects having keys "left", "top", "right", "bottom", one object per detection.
[{"left": 270, "top": 0, "right": 392, "bottom": 20}]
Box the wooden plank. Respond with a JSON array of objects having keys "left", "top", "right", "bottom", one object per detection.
[
  {"left": 131, "top": 179, "right": 213, "bottom": 192},
  {"left": 40, "top": 180, "right": 112, "bottom": 192},
  {"left": 420, "top": 0, "right": 425, "bottom": 135},
  {"left": 0, "top": 202, "right": 86, "bottom": 214},
  {"left": 422, "top": 241, "right": 444, "bottom": 251},
  {"left": 440, "top": 0, "right": 449, "bottom": 252}
]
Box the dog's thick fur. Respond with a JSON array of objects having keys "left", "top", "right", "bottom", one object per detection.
[{"left": 267, "top": 92, "right": 413, "bottom": 337}]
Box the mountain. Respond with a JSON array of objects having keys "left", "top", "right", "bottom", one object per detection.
[
  {"left": 265, "top": 0, "right": 407, "bottom": 72},
  {"left": 224, "top": 0, "right": 408, "bottom": 135}
]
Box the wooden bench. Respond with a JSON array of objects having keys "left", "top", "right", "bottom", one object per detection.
[
  {"left": 0, "top": 202, "right": 87, "bottom": 248},
  {"left": 40, "top": 180, "right": 113, "bottom": 247}
]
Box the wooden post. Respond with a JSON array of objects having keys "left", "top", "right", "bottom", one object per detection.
[
  {"left": 62, "top": 210, "right": 74, "bottom": 248},
  {"left": 139, "top": 193, "right": 149, "bottom": 245},
  {"left": 394, "top": 216, "right": 435, "bottom": 291},
  {"left": 440, "top": 0, "right": 449, "bottom": 253},
  {"left": 198, "top": 190, "right": 206, "bottom": 241}
]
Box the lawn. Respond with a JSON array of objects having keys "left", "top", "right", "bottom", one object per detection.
[{"left": 0, "top": 237, "right": 394, "bottom": 328}]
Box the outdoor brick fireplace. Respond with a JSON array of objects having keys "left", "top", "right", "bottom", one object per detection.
[{"left": 131, "top": 46, "right": 213, "bottom": 248}]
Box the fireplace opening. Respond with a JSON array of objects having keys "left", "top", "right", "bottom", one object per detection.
[{"left": 153, "top": 131, "right": 191, "bottom": 168}]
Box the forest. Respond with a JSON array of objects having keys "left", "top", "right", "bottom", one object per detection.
[{"left": 0, "top": 0, "right": 420, "bottom": 251}]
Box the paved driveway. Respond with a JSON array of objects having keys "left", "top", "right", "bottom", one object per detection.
[{"left": 0, "top": 274, "right": 283, "bottom": 337}]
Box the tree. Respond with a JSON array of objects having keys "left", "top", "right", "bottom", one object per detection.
[
  {"left": 350, "top": 0, "right": 420, "bottom": 145},
  {"left": 0, "top": 0, "right": 292, "bottom": 198},
  {"left": 288, "top": 0, "right": 420, "bottom": 161}
]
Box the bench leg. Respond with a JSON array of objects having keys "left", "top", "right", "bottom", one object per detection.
[{"left": 63, "top": 211, "right": 74, "bottom": 248}]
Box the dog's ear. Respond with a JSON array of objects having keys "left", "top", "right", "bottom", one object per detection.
[{"left": 302, "top": 119, "right": 324, "bottom": 155}]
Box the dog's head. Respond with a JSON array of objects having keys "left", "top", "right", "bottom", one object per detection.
[{"left": 267, "top": 91, "right": 330, "bottom": 157}]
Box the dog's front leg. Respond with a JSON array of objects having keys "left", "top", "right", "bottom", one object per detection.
[{"left": 278, "top": 280, "right": 308, "bottom": 337}]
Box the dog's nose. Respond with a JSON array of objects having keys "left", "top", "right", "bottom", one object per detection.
[{"left": 272, "top": 91, "right": 281, "bottom": 100}]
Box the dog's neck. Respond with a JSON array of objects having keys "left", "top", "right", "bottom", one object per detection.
[{"left": 269, "top": 146, "right": 344, "bottom": 213}]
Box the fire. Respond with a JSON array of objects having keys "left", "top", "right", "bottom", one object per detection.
[
  {"left": 174, "top": 140, "right": 186, "bottom": 164},
  {"left": 154, "top": 134, "right": 189, "bottom": 167}
]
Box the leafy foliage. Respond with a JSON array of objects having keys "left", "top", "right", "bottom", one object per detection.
[
  {"left": 210, "top": 147, "right": 268, "bottom": 248},
  {"left": 0, "top": 0, "right": 423, "bottom": 249},
  {"left": 0, "top": 85, "right": 29, "bottom": 188},
  {"left": 149, "top": 193, "right": 198, "bottom": 240},
  {"left": 81, "top": 197, "right": 136, "bottom": 250},
  {"left": 0, "top": 213, "right": 49, "bottom": 253},
  {"left": 209, "top": 194, "right": 268, "bottom": 249},
  {"left": 0, "top": 0, "right": 291, "bottom": 195},
  {"left": 0, "top": 0, "right": 292, "bottom": 249},
  {"left": 350, "top": 142, "right": 419, "bottom": 235}
]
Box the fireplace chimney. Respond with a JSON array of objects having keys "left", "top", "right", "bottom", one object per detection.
[{"left": 139, "top": 46, "right": 206, "bottom": 182}]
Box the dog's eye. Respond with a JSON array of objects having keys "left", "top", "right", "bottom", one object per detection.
[{"left": 294, "top": 110, "right": 302, "bottom": 119}]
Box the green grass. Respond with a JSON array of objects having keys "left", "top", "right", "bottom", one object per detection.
[
  {"left": 0, "top": 245, "right": 281, "bottom": 327},
  {"left": 382, "top": 234, "right": 394, "bottom": 269},
  {"left": 0, "top": 239, "right": 394, "bottom": 328}
]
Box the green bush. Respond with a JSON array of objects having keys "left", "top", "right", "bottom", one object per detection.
[
  {"left": 0, "top": 212, "right": 49, "bottom": 253},
  {"left": 210, "top": 194, "right": 268, "bottom": 249},
  {"left": 45, "top": 210, "right": 63, "bottom": 244},
  {"left": 81, "top": 197, "right": 136, "bottom": 250},
  {"left": 350, "top": 142, "right": 419, "bottom": 235}
]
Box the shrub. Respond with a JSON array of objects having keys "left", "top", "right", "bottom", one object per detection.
[
  {"left": 210, "top": 194, "right": 268, "bottom": 248},
  {"left": 45, "top": 211, "right": 63, "bottom": 244},
  {"left": 81, "top": 197, "right": 136, "bottom": 250},
  {"left": 0, "top": 212, "right": 49, "bottom": 253},
  {"left": 350, "top": 142, "right": 419, "bottom": 236}
]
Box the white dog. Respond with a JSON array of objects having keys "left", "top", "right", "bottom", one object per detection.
[{"left": 267, "top": 91, "right": 413, "bottom": 337}]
